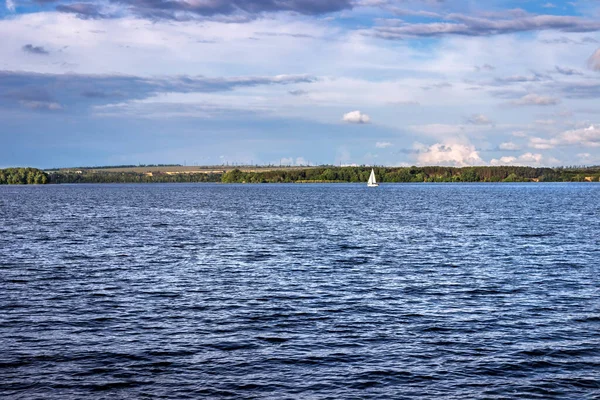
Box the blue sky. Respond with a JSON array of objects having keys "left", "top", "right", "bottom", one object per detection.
[{"left": 1, "top": 0, "right": 600, "bottom": 168}]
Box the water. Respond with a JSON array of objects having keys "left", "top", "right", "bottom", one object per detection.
[{"left": 1, "top": 183, "right": 599, "bottom": 399}]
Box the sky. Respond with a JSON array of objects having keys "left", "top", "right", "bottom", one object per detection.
[{"left": 1, "top": 0, "right": 600, "bottom": 168}]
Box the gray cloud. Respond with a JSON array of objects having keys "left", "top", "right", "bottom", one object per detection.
[
  {"left": 2, "top": 86, "right": 62, "bottom": 111},
  {"left": 0, "top": 71, "right": 318, "bottom": 112},
  {"left": 494, "top": 73, "right": 550, "bottom": 84},
  {"left": 465, "top": 114, "right": 492, "bottom": 125},
  {"left": 511, "top": 93, "right": 560, "bottom": 106},
  {"left": 551, "top": 81, "right": 600, "bottom": 99},
  {"left": 101, "top": 0, "right": 352, "bottom": 20},
  {"left": 255, "top": 32, "right": 314, "bottom": 38},
  {"left": 288, "top": 89, "right": 309, "bottom": 96},
  {"left": 540, "top": 36, "right": 599, "bottom": 45},
  {"left": 56, "top": 3, "right": 109, "bottom": 19},
  {"left": 421, "top": 82, "right": 452, "bottom": 90},
  {"left": 22, "top": 44, "right": 49, "bottom": 55},
  {"left": 81, "top": 90, "right": 125, "bottom": 98},
  {"left": 475, "top": 63, "right": 495, "bottom": 71},
  {"left": 374, "top": 14, "right": 600, "bottom": 39},
  {"left": 554, "top": 66, "right": 583, "bottom": 76}
]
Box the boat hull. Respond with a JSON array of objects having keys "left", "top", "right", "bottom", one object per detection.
[{"left": 367, "top": 183, "right": 379, "bottom": 187}]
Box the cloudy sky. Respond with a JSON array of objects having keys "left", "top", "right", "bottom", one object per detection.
[{"left": 2, "top": 0, "right": 600, "bottom": 168}]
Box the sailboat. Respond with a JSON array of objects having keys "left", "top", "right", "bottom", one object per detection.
[{"left": 367, "top": 168, "right": 379, "bottom": 187}]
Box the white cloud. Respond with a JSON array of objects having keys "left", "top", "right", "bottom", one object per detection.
[
  {"left": 559, "top": 125, "right": 600, "bottom": 147},
  {"left": 512, "top": 93, "right": 560, "bottom": 106},
  {"left": 529, "top": 137, "right": 556, "bottom": 149},
  {"left": 5, "top": 0, "right": 14, "bottom": 12},
  {"left": 415, "top": 141, "right": 484, "bottom": 167},
  {"left": 499, "top": 141, "right": 520, "bottom": 150},
  {"left": 490, "top": 156, "right": 517, "bottom": 164},
  {"left": 529, "top": 125, "right": 600, "bottom": 149},
  {"left": 375, "top": 141, "right": 392, "bottom": 148},
  {"left": 519, "top": 152, "right": 544, "bottom": 163},
  {"left": 588, "top": 48, "right": 600, "bottom": 71},
  {"left": 490, "top": 152, "right": 556, "bottom": 166},
  {"left": 342, "top": 110, "right": 371, "bottom": 124}
]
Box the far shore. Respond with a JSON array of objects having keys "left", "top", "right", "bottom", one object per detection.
[{"left": 3, "top": 165, "right": 600, "bottom": 185}]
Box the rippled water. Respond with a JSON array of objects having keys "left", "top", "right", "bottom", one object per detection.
[{"left": 1, "top": 183, "right": 599, "bottom": 399}]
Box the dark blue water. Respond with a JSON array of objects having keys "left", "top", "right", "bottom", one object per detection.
[{"left": 1, "top": 183, "right": 599, "bottom": 399}]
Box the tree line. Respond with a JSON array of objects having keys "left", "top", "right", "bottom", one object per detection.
[
  {"left": 0, "top": 168, "right": 48, "bottom": 184},
  {"left": 3, "top": 166, "right": 600, "bottom": 185},
  {"left": 48, "top": 171, "right": 221, "bottom": 184},
  {"left": 221, "top": 166, "right": 600, "bottom": 183}
]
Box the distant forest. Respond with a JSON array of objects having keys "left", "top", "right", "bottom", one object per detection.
[
  {"left": 44, "top": 166, "right": 600, "bottom": 184},
  {"left": 2, "top": 166, "right": 600, "bottom": 185},
  {"left": 221, "top": 166, "right": 600, "bottom": 183},
  {"left": 0, "top": 168, "right": 49, "bottom": 184}
]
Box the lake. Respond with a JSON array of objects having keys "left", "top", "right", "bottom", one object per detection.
[{"left": 1, "top": 183, "right": 599, "bottom": 398}]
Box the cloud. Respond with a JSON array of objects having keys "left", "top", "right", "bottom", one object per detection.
[
  {"left": 421, "top": 82, "right": 452, "bottom": 90},
  {"left": 22, "top": 44, "right": 49, "bottom": 55},
  {"left": 387, "top": 7, "right": 441, "bottom": 19},
  {"left": 102, "top": 0, "right": 352, "bottom": 20},
  {"left": 0, "top": 71, "right": 318, "bottom": 114},
  {"left": 475, "top": 63, "right": 495, "bottom": 71},
  {"left": 6, "top": 0, "right": 15, "bottom": 12},
  {"left": 81, "top": 90, "right": 124, "bottom": 99},
  {"left": 343, "top": 110, "right": 370, "bottom": 124},
  {"left": 56, "top": 3, "right": 109, "bottom": 19},
  {"left": 499, "top": 142, "right": 520, "bottom": 150},
  {"left": 288, "top": 89, "right": 308, "bottom": 96},
  {"left": 374, "top": 14, "right": 600, "bottom": 39},
  {"left": 511, "top": 93, "right": 559, "bottom": 106},
  {"left": 19, "top": 101, "right": 63, "bottom": 111},
  {"left": 529, "top": 137, "right": 555, "bottom": 149},
  {"left": 490, "top": 156, "right": 517, "bottom": 164},
  {"left": 553, "top": 81, "right": 600, "bottom": 99},
  {"left": 557, "top": 125, "right": 600, "bottom": 147},
  {"left": 255, "top": 31, "right": 314, "bottom": 38},
  {"left": 375, "top": 141, "right": 392, "bottom": 148},
  {"left": 588, "top": 48, "right": 600, "bottom": 71},
  {"left": 466, "top": 114, "right": 492, "bottom": 125},
  {"left": 540, "top": 36, "right": 599, "bottom": 45},
  {"left": 494, "top": 73, "right": 549, "bottom": 84},
  {"left": 529, "top": 125, "right": 600, "bottom": 149},
  {"left": 554, "top": 66, "right": 582, "bottom": 76},
  {"left": 415, "top": 141, "right": 484, "bottom": 167},
  {"left": 490, "top": 152, "right": 547, "bottom": 166}
]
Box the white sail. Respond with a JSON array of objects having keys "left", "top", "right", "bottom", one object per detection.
[{"left": 367, "top": 168, "right": 378, "bottom": 187}]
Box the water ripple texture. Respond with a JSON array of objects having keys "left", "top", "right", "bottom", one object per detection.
[{"left": 1, "top": 183, "right": 599, "bottom": 399}]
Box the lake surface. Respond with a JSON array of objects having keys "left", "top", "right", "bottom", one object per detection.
[{"left": 1, "top": 183, "right": 599, "bottom": 399}]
